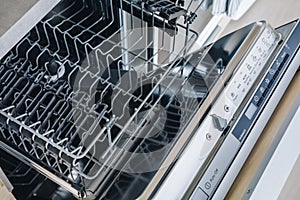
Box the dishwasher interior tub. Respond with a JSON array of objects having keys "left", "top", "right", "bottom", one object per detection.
[{"left": 0, "top": 0, "right": 225, "bottom": 199}]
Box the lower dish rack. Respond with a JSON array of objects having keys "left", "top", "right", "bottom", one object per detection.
[
  {"left": 0, "top": 149, "right": 77, "bottom": 200},
  {"left": 0, "top": 0, "right": 223, "bottom": 199}
]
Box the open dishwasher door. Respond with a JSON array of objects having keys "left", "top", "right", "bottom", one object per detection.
[{"left": 1, "top": 0, "right": 298, "bottom": 200}]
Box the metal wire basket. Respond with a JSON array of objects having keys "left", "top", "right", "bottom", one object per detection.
[{"left": 0, "top": 0, "right": 222, "bottom": 198}]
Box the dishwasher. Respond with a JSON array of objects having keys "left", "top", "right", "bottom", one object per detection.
[
  {"left": 0, "top": 0, "right": 299, "bottom": 199},
  {"left": 0, "top": 1, "right": 228, "bottom": 199}
]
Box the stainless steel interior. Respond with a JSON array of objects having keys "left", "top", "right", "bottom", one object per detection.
[{"left": 0, "top": 0, "right": 224, "bottom": 199}]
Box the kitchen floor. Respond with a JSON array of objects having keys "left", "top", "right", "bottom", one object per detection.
[
  {"left": 0, "top": 0, "right": 37, "bottom": 36},
  {"left": 223, "top": 0, "right": 300, "bottom": 35}
]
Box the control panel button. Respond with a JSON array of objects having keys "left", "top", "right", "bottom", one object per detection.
[
  {"left": 257, "top": 98, "right": 264, "bottom": 107},
  {"left": 282, "top": 53, "right": 290, "bottom": 63},
  {"left": 254, "top": 95, "right": 260, "bottom": 103},
  {"left": 274, "top": 70, "right": 280, "bottom": 79},
  {"left": 245, "top": 103, "right": 258, "bottom": 120},
  {"left": 262, "top": 87, "right": 270, "bottom": 97},
  {"left": 278, "top": 62, "right": 285, "bottom": 71},
  {"left": 268, "top": 79, "right": 275, "bottom": 88},
  {"left": 190, "top": 188, "right": 208, "bottom": 200}
]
